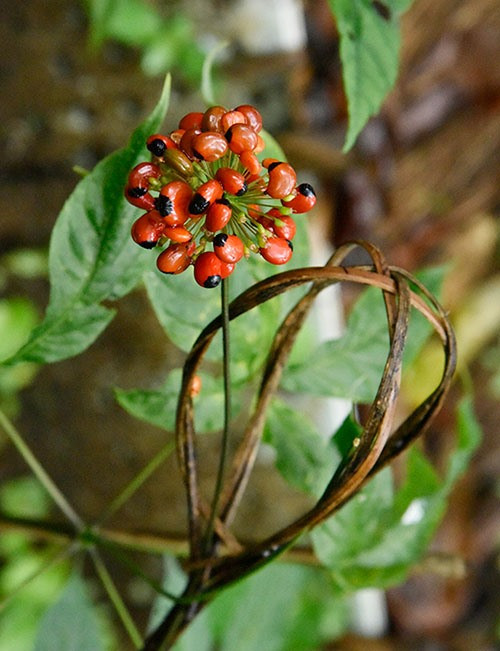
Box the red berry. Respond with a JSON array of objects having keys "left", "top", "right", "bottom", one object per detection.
[
  {"left": 235, "top": 104, "right": 263, "bottom": 132},
  {"left": 179, "top": 111, "right": 204, "bottom": 131},
  {"left": 191, "top": 131, "right": 228, "bottom": 162},
  {"left": 146, "top": 134, "right": 177, "bottom": 157},
  {"left": 201, "top": 106, "right": 227, "bottom": 133},
  {"left": 189, "top": 180, "right": 224, "bottom": 215},
  {"left": 219, "top": 260, "right": 235, "bottom": 279},
  {"left": 156, "top": 242, "right": 194, "bottom": 274},
  {"left": 240, "top": 150, "right": 261, "bottom": 176},
  {"left": 189, "top": 374, "right": 202, "bottom": 396},
  {"left": 225, "top": 124, "right": 258, "bottom": 154},
  {"left": 157, "top": 181, "right": 193, "bottom": 225},
  {"left": 125, "top": 186, "right": 156, "bottom": 211},
  {"left": 127, "top": 162, "right": 161, "bottom": 193},
  {"left": 169, "top": 129, "right": 185, "bottom": 145},
  {"left": 205, "top": 199, "right": 232, "bottom": 232},
  {"left": 254, "top": 135, "right": 265, "bottom": 154},
  {"left": 194, "top": 251, "right": 222, "bottom": 288},
  {"left": 163, "top": 225, "right": 192, "bottom": 243},
  {"left": 260, "top": 237, "right": 293, "bottom": 265},
  {"left": 221, "top": 110, "right": 246, "bottom": 132},
  {"left": 213, "top": 233, "right": 244, "bottom": 263},
  {"left": 179, "top": 128, "right": 201, "bottom": 159},
  {"left": 262, "top": 158, "right": 279, "bottom": 169},
  {"left": 131, "top": 211, "right": 165, "bottom": 248},
  {"left": 266, "top": 162, "right": 297, "bottom": 199},
  {"left": 267, "top": 209, "right": 297, "bottom": 240},
  {"left": 281, "top": 183, "right": 317, "bottom": 213},
  {"left": 215, "top": 167, "right": 247, "bottom": 195}
]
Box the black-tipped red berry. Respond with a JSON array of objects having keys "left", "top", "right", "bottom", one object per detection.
[
  {"left": 213, "top": 234, "right": 244, "bottom": 264},
  {"left": 155, "top": 194, "right": 174, "bottom": 217},
  {"left": 194, "top": 252, "right": 222, "bottom": 288}
]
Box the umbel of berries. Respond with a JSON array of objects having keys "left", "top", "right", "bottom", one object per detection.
[{"left": 125, "top": 104, "right": 316, "bottom": 288}]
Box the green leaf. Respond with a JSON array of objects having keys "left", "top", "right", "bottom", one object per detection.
[
  {"left": 33, "top": 572, "right": 105, "bottom": 651},
  {"left": 445, "top": 395, "right": 482, "bottom": 489},
  {"left": 209, "top": 562, "right": 348, "bottom": 650},
  {"left": 332, "top": 415, "right": 362, "bottom": 460},
  {"left": 0, "top": 298, "right": 39, "bottom": 413},
  {"left": 85, "top": 0, "right": 162, "bottom": 49},
  {"left": 116, "top": 369, "right": 242, "bottom": 433},
  {"left": 148, "top": 556, "right": 213, "bottom": 651},
  {"left": 151, "top": 557, "right": 349, "bottom": 650},
  {"left": 328, "top": 0, "right": 413, "bottom": 151},
  {"left": 263, "top": 399, "right": 335, "bottom": 495},
  {"left": 312, "top": 396, "right": 482, "bottom": 591},
  {"left": 281, "top": 267, "right": 445, "bottom": 403},
  {"left": 7, "top": 76, "right": 171, "bottom": 365}
]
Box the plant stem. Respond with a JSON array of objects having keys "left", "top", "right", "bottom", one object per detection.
[
  {"left": 0, "top": 541, "right": 79, "bottom": 610},
  {"left": 96, "top": 441, "right": 175, "bottom": 525},
  {"left": 203, "top": 277, "right": 232, "bottom": 554},
  {"left": 90, "top": 548, "right": 143, "bottom": 649},
  {"left": 0, "top": 408, "right": 83, "bottom": 531}
]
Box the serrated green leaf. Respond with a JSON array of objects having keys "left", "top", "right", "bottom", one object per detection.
[
  {"left": 328, "top": 0, "right": 413, "bottom": 151},
  {"left": 281, "top": 267, "right": 445, "bottom": 403},
  {"left": 116, "top": 369, "right": 242, "bottom": 433},
  {"left": 33, "top": 572, "right": 105, "bottom": 651},
  {"left": 7, "top": 76, "right": 171, "bottom": 365},
  {"left": 263, "top": 399, "right": 335, "bottom": 495}
]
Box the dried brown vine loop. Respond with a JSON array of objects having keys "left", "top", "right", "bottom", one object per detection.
[{"left": 152, "top": 241, "right": 456, "bottom": 649}]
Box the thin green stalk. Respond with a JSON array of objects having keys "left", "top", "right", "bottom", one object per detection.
[
  {"left": 203, "top": 277, "right": 232, "bottom": 554},
  {"left": 90, "top": 548, "right": 143, "bottom": 649},
  {"left": 96, "top": 441, "right": 175, "bottom": 525},
  {"left": 0, "top": 408, "right": 83, "bottom": 531},
  {"left": 0, "top": 541, "right": 79, "bottom": 611}
]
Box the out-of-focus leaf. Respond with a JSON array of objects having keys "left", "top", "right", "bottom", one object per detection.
[
  {"left": 116, "top": 369, "right": 242, "bottom": 433},
  {"left": 328, "top": 0, "right": 414, "bottom": 151},
  {"left": 281, "top": 267, "right": 445, "bottom": 403},
  {"left": 85, "top": 0, "right": 162, "bottom": 48},
  {"left": 148, "top": 556, "right": 213, "bottom": 651},
  {"left": 151, "top": 557, "right": 349, "bottom": 650},
  {"left": 33, "top": 573, "right": 105, "bottom": 651},
  {"left": 263, "top": 399, "right": 335, "bottom": 495},
  {"left": 6, "top": 76, "right": 171, "bottom": 365},
  {"left": 209, "top": 562, "right": 349, "bottom": 650},
  {"left": 0, "top": 298, "right": 39, "bottom": 414}
]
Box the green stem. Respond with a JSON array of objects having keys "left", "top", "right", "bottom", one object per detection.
[
  {"left": 0, "top": 541, "right": 79, "bottom": 610},
  {"left": 90, "top": 548, "right": 143, "bottom": 649},
  {"left": 96, "top": 441, "right": 175, "bottom": 525},
  {"left": 202, "top": 277, "right": 232, "bottom": 554},
  {"left": 0, "top": 408, "right": 83, "bottom": 531}
]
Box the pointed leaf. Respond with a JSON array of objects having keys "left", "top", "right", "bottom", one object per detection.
[
  {"left": 116, "top": 369, "right": 242, "bottom": 433},
  {"left": 328, "top": 0, "right": 414, "bottom": 151},
  {"left": 7, "top": 76, "right": 171, "bottom": 364},
  {"left": 313, "top": 396, "right": 482, "bottom": 591}
]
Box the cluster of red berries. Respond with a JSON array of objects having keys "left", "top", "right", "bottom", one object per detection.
[{"left": 124, "top": 104, "right": 316, "bottom": 288}]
